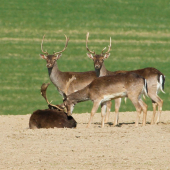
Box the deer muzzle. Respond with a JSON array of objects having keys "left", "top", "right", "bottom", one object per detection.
[
  {"left": 95, "top": 64, "right": 100, "bottom": 69},
  {"left": 46, "top": 63, "right": 52, "bottom": 68}
]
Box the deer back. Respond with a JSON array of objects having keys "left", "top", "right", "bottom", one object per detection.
[{"left": 87, "top": 72, "right": 146, "bottom": 100}]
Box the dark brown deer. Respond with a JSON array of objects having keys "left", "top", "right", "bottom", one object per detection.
[
  {"left": 29, "top": 109, "right": 77, "bottom": 129},
  {"left": 29, "top": 77, "right": 77, "bottom": 129},
  {"left": 39, "top": 34, "right": 112, "bottom": 118},
  {"left": 86, "top": 32, "right": 165, "bottom": 125},
  {"left": 62, "top": 72, "right": 148, "bottom": 128}
]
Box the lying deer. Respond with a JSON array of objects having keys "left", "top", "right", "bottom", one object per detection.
[
  {"left": 29, "top": 77, "right": 77, "bottom": 129},
  {"left": 29, "top": 109, "right": 77, "bottom": 129},
  {"left": 62, "top": 72, "right": 148, "bottom": 128},
  {"left": 86, "top": 32, "right": 165, "bottom": 125},
  {"left": 39, "top": 34, "right": 112, "bottom": 120}
]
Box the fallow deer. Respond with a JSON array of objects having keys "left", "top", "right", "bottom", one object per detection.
[
  {"left": 29, "top": 76, "right": 77, "bottom": 129},
  {"left": 62, "top": 72, "right": 148, "bottom": 128},
  {"left": 29, "top": 109, "right": 77, "bottom": 129},
  {"left": 29, "top": 78, "right": 77, "bottom": 129},
  {"left": 86, "top": 32, "right": 165, "bottom": 125},
  {"left": 40, "top": 34, "right": 112, "bottom": 117},
  {"left": 40, "top": 34, "right": 97, "bottom": 96}
]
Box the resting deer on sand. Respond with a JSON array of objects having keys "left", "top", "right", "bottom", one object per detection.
[{"left": 29, "top": 76, "right": 77, "bottom": 129}]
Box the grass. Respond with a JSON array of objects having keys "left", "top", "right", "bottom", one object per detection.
[{"left": 0, "top": 0, "right": 170, "bottom": 115}]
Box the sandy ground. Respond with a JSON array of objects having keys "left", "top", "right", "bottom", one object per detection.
[{"left": 0, "top": 111, "right": 170, "bottom": 170}]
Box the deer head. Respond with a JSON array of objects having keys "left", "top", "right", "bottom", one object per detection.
[
  {"left": 40, "top": 34, "right": 69, "bottom": 68},
  {"left": 86, "top": 32, "right": 111, "bottom": 70},
  {"left": 41, "top": 75, "right": 76, "bottom": 114},
  {"left": 62, "top": 97, "right": 76, "bottom": 116},
  {"left": 60, "top": 75, "right": 77, "bottom": 116}
]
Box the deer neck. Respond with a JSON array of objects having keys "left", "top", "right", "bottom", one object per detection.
[
  {"left": 48, "top": 62, "right": 64, "bottom": 93},
  {"left": 69, "top": 87, "right": 90, "bottom": 103},
  {"left": 95, "top": 63, "right": 108, "bottom": 77}
]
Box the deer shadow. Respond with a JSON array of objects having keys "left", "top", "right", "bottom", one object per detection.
[{"left": 82, "top": 121, "right": 166, "bottom": 128}]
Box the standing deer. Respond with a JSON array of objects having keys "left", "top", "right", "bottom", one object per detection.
[
  {"left": 62, "top": 72, "right": 148, "bottom": 128},
  {"left": 39, "top": 34, "right": 112, "bottom": 117},
  {"left": 86, "top": 32, "right": 165, "bottom": 125}
]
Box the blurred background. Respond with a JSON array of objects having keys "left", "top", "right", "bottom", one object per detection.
[{"left": 0, "top": 0, "right": 169, "bottom": 115}]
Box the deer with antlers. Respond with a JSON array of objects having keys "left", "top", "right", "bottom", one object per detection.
[
  {"left": 86, "top": 32, "right": 165, "bottom": 125},
  {"left": 40, "top": 34, "right": 97, "bottom": 96},
  {"left": 40, "top": 34, "right": 112, "bottom": 118},
  {"left": 29, "top": 76, "right": 77, "bottom": 129},
  {"left": 62, "top": 72, "right": 148, "bottom": 128}
]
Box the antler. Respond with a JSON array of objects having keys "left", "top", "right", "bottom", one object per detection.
[
  {"left": 86, "top": 32, "right": 95, "bottom": 54},
  {"left": 41, "top": 34, "right": 49, "bottom": 55},
  {"left": 101, "top": 47, "right": 106, "bottom": 54},
  {"left": 41, "top": 83, "right": 64, "bottom": 111},
  {"left": 53, "top": 35, "right": 69, "bottom": 55},
  {"left": 40, "top": 75, "right": 76, "bottom": 111},
  {"left": 41, "top": 83, "right": 50, "bottom": 104},
  {"left": 64, "top": 75, "right": 76, "bottom": 95},
  {"left": 101, "top": 37, "right": 111, "bottom": 54}
]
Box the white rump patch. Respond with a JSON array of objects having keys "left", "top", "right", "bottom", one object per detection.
[
  {"left": 142, "top": 79, "right": 148, "bottom": 97},
  {"left": 157, "top": 75, "right": 165, "bottom": 94}
]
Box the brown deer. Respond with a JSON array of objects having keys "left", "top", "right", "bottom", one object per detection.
[
  {"left": 39, "top": 34, "right": 112, "bottom": 118},
  {"left": 86, "top": 32, "right": 165, "bottom": 125},
  {"left": 62, "top": 72, "right": 148, "bottom": 128},
  {"left": 29, "top": 77, "right": 77, "bottom": 129},
  {"left": 29, "top": 109, "right": 77, "bottom": 129},
  {"left": 40, "top": 34, "right": 97, "bottom": 96}
]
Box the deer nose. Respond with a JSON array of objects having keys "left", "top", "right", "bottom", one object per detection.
[
  {"left": 46, "top": 63, "right": 51, "bottom": 68},
  {"left": 95, "top": 65, "right": 100, "bottom": 69},
  {"left": 67, "top": 110, "right": 72, "bottom": 116}
]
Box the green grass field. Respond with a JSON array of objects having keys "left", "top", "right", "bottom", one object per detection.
[{"left": 0, "top": 0, "right": 170, "bottom": 115}]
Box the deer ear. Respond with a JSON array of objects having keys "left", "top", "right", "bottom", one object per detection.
[
  {"left": 56, "top": 53, "right": 62, "bottom": 60},
  {"left": 40, "top": 54, "right": 47, "bottom": 60},
  {"left": 104, "top": 53, "right": 110, "bottom": 59},
  {"left": 87, "top": 53, "right": 93, "bottom": 59}
]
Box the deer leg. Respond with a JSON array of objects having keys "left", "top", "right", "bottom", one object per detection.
[
  {"left": 151, "top": 101, "right": 157, "bottom": 125},
  {"left": 101, "top": 102, "right": 107, "bottom": 128},
  {"left": 87, "top": 101, "right": 100, "bottom": 128},
  {"left": 104, "top": 101, "right": 112, "bottom": 123},
  {"left": 129, "top": 96, "right": 142, "bottom": 127},
  {"left": 155, "top": 96, "right": 163, "bottom": 124},
  {"left": 148, "top": 94, "right": 163, "bottom": 124},
  {"left": 139, "top": 99, "right": 148, "bottom": 126},
  {"left": 134, "top": 104, "right": 142, "bottom": 127},
  {"left": 114, "top": 98, "right": 121, "bottom": 126}
]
